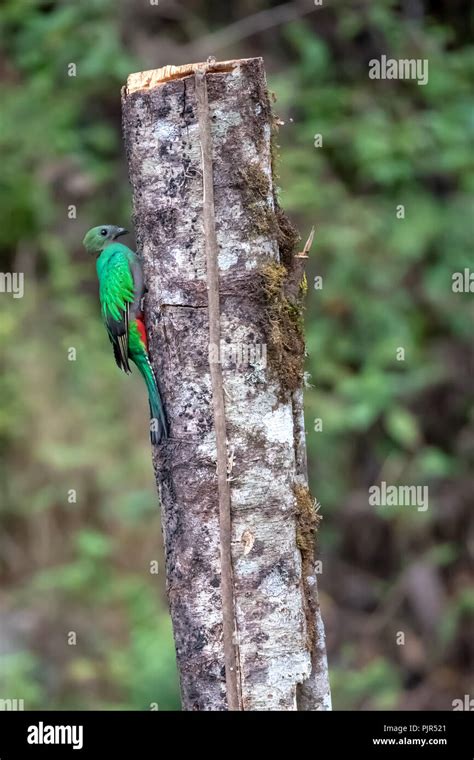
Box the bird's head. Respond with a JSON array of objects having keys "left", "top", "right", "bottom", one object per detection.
[{"left": 82, "top": 225, "right": 129, "bottom": 254}]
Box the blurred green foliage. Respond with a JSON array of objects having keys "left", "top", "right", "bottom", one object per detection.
[{"left": 0, "top": 0, "right": 472, "bottom": 710}]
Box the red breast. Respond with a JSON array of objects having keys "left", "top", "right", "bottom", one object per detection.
[{"left": 135, "top": 318, "right": 148, "bottom": 349}]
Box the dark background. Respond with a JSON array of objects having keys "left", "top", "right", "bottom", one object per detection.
[{"left": 0, "top": 0, "right": 473, "bottom": 710}]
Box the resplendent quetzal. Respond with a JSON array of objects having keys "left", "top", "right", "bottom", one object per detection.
[{"left": 83, "top": 225, "right": 167, "bottom": 444}]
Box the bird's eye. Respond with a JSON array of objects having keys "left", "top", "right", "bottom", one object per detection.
[{"left": 100, "top": 228, "right": 107, "bottom": 236}]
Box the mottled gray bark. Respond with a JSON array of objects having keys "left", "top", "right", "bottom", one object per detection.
[{"left": 121, "top": 58, "right": 331, "bottom": 711}]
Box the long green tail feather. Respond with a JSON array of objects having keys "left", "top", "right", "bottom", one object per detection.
[{"left": 132, "top": 351, "right": 168, "bottom": 445}]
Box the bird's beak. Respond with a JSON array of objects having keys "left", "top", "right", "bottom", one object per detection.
[{"left": 115, "top": 227, "right": 129, "bottom": 239}]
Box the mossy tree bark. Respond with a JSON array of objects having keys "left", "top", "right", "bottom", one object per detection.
[{"left": 121, "top": 57, "right": 331, "bottom": 711}]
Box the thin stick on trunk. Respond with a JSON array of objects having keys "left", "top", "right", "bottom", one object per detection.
[
  {"left": 194, "top": 65, "right": 241, "bottom": 711},
  {"left": 121, "top": 57, "right": 331, "bottom": 712}
]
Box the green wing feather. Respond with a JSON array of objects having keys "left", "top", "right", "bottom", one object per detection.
[{"left": 98, "top": 246, "right": 135, "bottom": 374}]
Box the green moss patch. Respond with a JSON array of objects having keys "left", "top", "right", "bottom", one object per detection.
[
  {"left": 260, "top": 259, "right": 305, "bottom": 399},
  {"left": 294, "top": 483, "right": 321, "bottom": 652}
]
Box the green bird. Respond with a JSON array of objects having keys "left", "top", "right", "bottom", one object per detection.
[{"left": 83, "top": 225, "right": 167, "bottom": 444}]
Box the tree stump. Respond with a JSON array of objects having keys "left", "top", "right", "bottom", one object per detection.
[{"left": 121, "top": 57, "right": 331, "bottom": 711}]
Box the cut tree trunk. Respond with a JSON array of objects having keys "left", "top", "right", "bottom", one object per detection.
[{"left": 121, "top": 57, "right": 331, "bottom": 711}]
